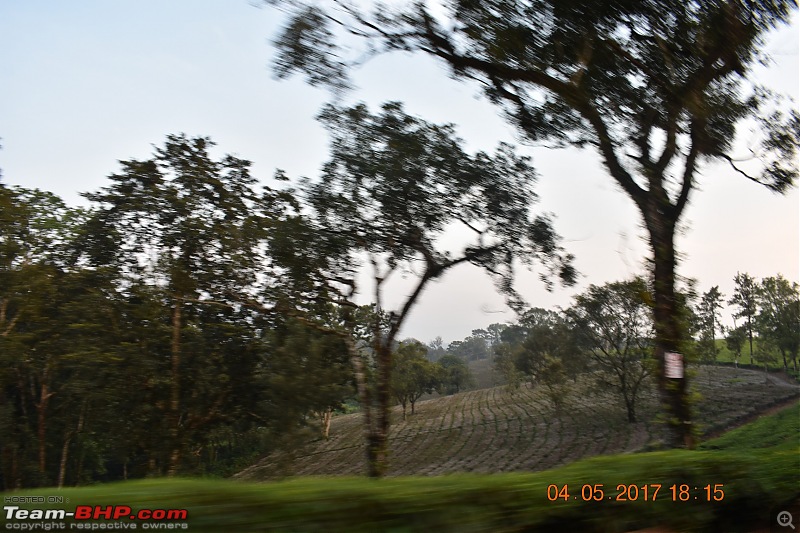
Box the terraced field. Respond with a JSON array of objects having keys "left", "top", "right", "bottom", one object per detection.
[{"left": 236, "top": 366, "right": 798, "bottom": 480}]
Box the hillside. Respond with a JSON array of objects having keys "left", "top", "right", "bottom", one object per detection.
[{"left": 236, "top": 366, "right": 799, "bottom": 480}]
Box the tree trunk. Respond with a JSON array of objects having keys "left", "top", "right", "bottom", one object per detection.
[
  {"left": 147, "top": 456, "right": 157, "bottom": 476},
  {"left": 321, "top": 407, "right": 332, "bottom": 439},
  {"left": 626, "top": 402, "right": 636, "bottom": 423},
  {"left": 346, "top": 337, "right": 384, "bottom": 478},
  {"left": 35, "top": 373, "right": 54, "bottom": 481},
  {"left": 167, "top": 298, "right": 182, "bottom": 477},
  {"left": 57, "top": 433, "right": 72, "bottom": 488},
  {"left": 645, "top": 211, "right": 694, "bottom": 448},
  {"left": 1, "top": 446, "right": 20, "bottom": 490},
  {"left": 369, "top": 342, "right": 392, "bottom": 478},
  {"left": 58, "top": 401, "right": 86, "bottom": 488}
]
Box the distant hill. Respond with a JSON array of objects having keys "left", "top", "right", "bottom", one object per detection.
[{"left": 236, "top": 366, "right": 799, "bottom": 480}]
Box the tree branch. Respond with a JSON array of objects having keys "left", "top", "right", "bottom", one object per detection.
[{"left": 674, "top": 122, "right": 701, "bottom": 217}]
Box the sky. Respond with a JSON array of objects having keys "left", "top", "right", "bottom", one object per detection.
[{"left": 1, "top": 1, "right": 798, "bottom": 344}]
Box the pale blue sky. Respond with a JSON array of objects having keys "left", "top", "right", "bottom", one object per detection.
[{"left": 1, "top": 1, "right": 798, "bottom": 343}]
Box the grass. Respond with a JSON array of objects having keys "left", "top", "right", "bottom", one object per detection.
[
  {"left": 2, "top": 402, "right": 797, "bottom": 532},
  {"left": 698, "top": 398, "right": 799, "bottom": 453},
  {"left": 713, "top": 338, "right": 798, "bottom": 373}
]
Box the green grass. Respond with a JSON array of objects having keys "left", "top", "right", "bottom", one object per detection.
[
  {"left": 699, "top": 399, "right": 799, "bottom": 453},
  {"left": 3, "top": 402, "right": 797, "bottom": 532},
  {"left": 713, "top": 338, "right": 796, "bottom": 369}
]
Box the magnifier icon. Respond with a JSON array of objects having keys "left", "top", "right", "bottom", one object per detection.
[{"left": 778, "top": 511, "right": 795, "bottom": 530}]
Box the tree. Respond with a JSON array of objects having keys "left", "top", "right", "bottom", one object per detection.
[
  {"left": 756, "top": 275, "right": 799, "bottom": 372},
  {"left": 83, "top": 134, "right": 268, "bottom": 477},
  {"left": 391, "top": 340, "right": 439, "bottom": 419},
  {"left": 447, "top": 335, "right": 489, "bottom": 361},
  {"left": 566, "top": 278, "right": 653, "bottom": 423},
  {"left": 696, "top": 286, "right": 725, "bottom": 365},
  {"left": 729, "top": 272, "right": 760, "bottom": 366},
  {"left": 513, "top": 309, "right": 583, "bottom": 386},
  {"left": 262, "top": 318, "right": 354, "bottom": 440},
  {"left": 725, "top": 323, "right": 747, "bottom": 368},
  {"left": 537, "top": 355, "right": 570, "bottom": 413},
  {"left": 0, "top": 187, "right": 119, "bottom": 488},
  {"left": 298, "top": 102, "right": 575, "bottom": 477},
  {"left": 426, "top": 336, "right": 447, "bottom": 362},
  {"left": 270, "top": 0, "right": 799, "bottom": 448},
  {"left": 493, "top": 342, "right": 524, "bottom": 390},
  {"left": 436, "top": 354, "right": 475, "bottom": 395}
]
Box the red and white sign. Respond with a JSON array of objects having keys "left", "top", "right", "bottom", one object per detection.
[{"left": 665, "top": 352, "right": 684, "bottom": 379}]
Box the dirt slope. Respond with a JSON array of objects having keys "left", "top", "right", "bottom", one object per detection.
[{"left": 236, "top": 366, "right": 799, "bottom": 481}]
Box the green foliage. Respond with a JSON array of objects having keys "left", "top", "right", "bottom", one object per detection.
[
  {"left": 489, "top": 309, "right": 584, "bottom": 394},
  {"left": 81, "top": 134, "right": 274, "bottom": 477},
  {"left": 436, "top": 354, "right": 475, "bottom": 395},
  {"left": 493, "top": 341, "right": 525, "bottom": 390},
  {"left": 261, "top": 319, "right": 354, "bottom": 436},
  {"left": 725, "top": 325, "right": 747, "bottom": 367},
  {"left": 515, "top": 308, "right": 585, "bottom": 384},
  {"left": 755, "top": 275, "right": 799, "bottom": 372},
  {"left": 391, "top": 340, "right": 439, "bottom": 419},
  {"left": 729, "top": 272, "right": 760, "bottom": 365},
  {"left": 0, "top": 187, "right": 119, "bottom": 489},
  {"left": 308, "top": 101, "right": 576, "bottom": 301},
  {"left": 0, "top": 138, "right": 361, "bottom": 487},
  {"left": 566, "top": 278, "right": 653, "bottom": 423},
  {"left": 696, "top": 286, "right": 725, "bottom": 365},
  {"left": 446, "top": 335, "right": 489, "bottom": 361}
]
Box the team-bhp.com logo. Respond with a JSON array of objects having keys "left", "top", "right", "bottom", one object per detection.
[{"left": 4, "top": 505, "right": 189, "bottom": 530}]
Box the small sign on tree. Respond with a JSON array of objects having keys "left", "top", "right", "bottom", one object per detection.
[{"left": 665, "top": 352, "right": 684, "bottom": 379}]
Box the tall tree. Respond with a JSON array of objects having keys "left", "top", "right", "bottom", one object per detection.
[
  {"left": 566, "top": 278, "right": 653, "bottom": 423},
  {"left": 297, "top": 102, "right": 575, "bottom": 477},
  {"left": 270, "top": 0, "right": 799, "bottom": 447},
  {"left": 729, "top": 272, "right": 760, "bottom": 366},
  {"left": 696, "top": 286, "right": 725, "bottom": 365},
  {"left": 84, "top": 134, "right": 267, "bottom": 476},
  {"left": 756, "top": 275, "right": 800, "bottom": 372}
]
